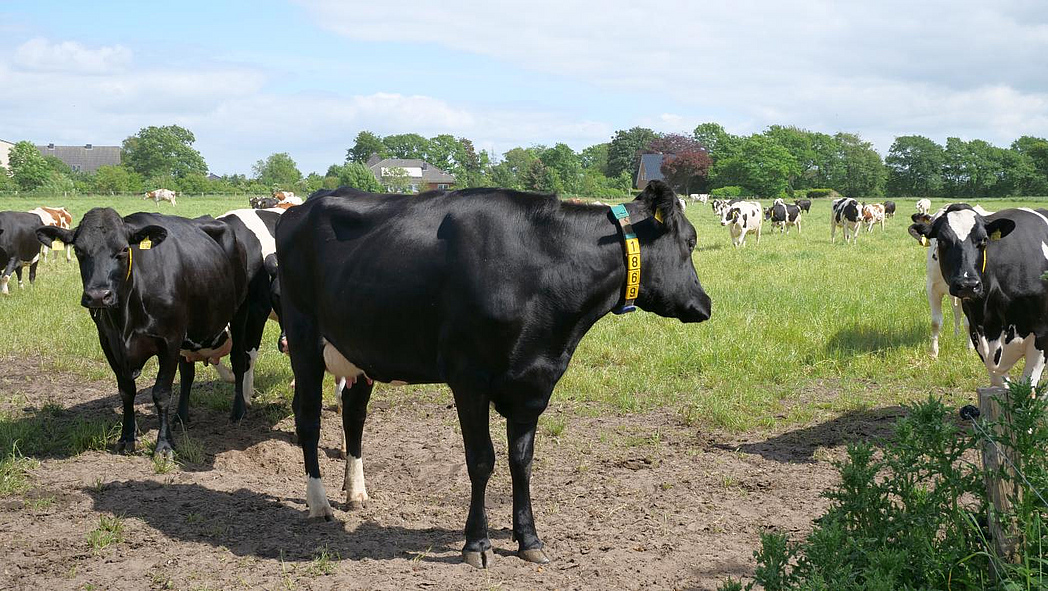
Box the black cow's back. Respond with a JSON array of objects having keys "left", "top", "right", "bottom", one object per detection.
[{"left": 0, "top": 211, "right": 45, "bottom": 263}]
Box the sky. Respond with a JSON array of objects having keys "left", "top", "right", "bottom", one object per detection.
[{"left": 2, "top": 1, "right": 1047, "bottom": 175}]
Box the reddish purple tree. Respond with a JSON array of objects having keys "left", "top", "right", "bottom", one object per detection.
[
  {"left": 661, "top": 151, "right": 712, "bottom": 194},
  {"left": 648, "top": 133, "right": 706, "bottom": 156}
]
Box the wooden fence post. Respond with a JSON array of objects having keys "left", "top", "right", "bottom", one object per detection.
[{"left": 977, "top": 386, "right": 1022, "bottom": 564}]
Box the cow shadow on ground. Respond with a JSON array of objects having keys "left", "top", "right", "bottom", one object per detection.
[
  {"left": 822, "top": 322, "right": 926, "bottom": 357},
  {"left": 0, "top": 361, "right": 303, "bottom": 471},
  {"left": 84, "top": 480, "right": 505, "bottom": 563},
  {"left": 714, "top": 405, "right": 908, "bottom": 464}
]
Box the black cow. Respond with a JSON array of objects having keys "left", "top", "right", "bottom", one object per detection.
[
  {"left": 0, "top": 212, "right": 44, "bottom": 295},
  {"left": 38, "top": 209, "right": 249, "bottom": 456},
  {"left": 249, "top": 196, "right": 279, "bottom": 209},
  {"left": 765, "top": 199, "right": 802, "bottom": 234},
  {"left": 276, "top": 180, "right": 711, "bottom": 568},
  {"left": 831, "top": 197, "right": 862, "bottom": 244},
  {"left": 883, "top": 200, "right": 896, "bottom": 218},
  {"left": 793, "top": 198, "right": 812, "bottom": 213},
  {"left": 908, "top": 204, "right": 1048, "bottom": 386}
]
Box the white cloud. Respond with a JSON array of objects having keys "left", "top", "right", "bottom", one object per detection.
[{"left": 14, "top": 38, "right": 132, "bottom": 75}]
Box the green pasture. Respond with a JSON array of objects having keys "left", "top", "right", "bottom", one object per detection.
[{"left": 1, "top": 193, "right": 1045, "bottom": 435}]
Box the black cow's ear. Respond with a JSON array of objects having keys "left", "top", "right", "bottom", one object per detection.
[
  {"left": 128, "top": 224, "right": 167, "bottom": 247},
  {"left": 985, "top": 218, "right": 1016, "bottom": 241},
  {"left": 636, "top": 180, "right": 681, "bottom": 230},
  {"left": 36, "top": 225, "right": 74, "bottom": 247},
  {"left": 908, "top": 221, "right": 935, "bottom": 245}
]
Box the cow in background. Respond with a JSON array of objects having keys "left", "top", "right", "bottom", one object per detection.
[
  {"left": 793, "top": 198, "right": 812, "bottom": 213},
  {"left": 766, "top": 198, "right": 802, "bottom": 234},
  {"left": 862, "top": 203, "right": 886, "bottom": 232},
  {"left": 722, "top": 201, "right": 763, "bottom": 246},
  {"left": 883, "top": 201, "right": 896, "bottom": 218},
  {"left": 145, "top": 188, "right": 177, "bottom": 206},
  {"left": 915, "top": 198, "right": 931, "bottom": 215},
  {"left": 0, "top": 212, "right": 44, "bottom": 295},
  {"left": 831, "top": 198, "right": 862, "bottom": 244},
  {"left": 28, "top": 206, "right": 73, "bottom": 262}
]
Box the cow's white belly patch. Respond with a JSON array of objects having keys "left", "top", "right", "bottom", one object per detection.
[
  {"left": 322, "top": 338, "right": 364, "bottom": 379},
  {"left": 975, "top": 328, "right": 1030, "bottom": 381}
]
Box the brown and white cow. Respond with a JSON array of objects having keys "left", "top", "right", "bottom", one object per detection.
[
  {"left": 862, "top": 203, "right": 886, "bottom": 232},
  {"left": 28, "top": 206, "right": 73, "bottom": 262},
  {"left": 273, "top": 191, "right": 302, "bottom": 205},
  {"left": 145, "top": 188, "right": 177, "bottom": 206}
]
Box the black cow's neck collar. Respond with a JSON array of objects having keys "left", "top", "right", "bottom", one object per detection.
[{"left": 609, "top": 204, "right": 640, "bottom": 314}]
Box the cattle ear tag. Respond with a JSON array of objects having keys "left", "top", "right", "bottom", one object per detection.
[
  {"left": 52, "top": 240, "right": 64, "bottom": 250},
  {"left": 654, "top": 208, "right": 664, "bottom": 224},
  {"left": 139, "top": 238, "right": 152, "bottom": 250},
  {"left": 919, "top": 236, "right": 929, "bottom": 247},
  {"left": 990, "top": 229, "right": 1002, "bottom": 241}
]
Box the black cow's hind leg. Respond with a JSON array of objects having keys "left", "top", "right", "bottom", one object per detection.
[
  {"left": 508, "top": 419, "right": 549, "bottom": 563},
  {"left": 28, "top": 260, "right": 38, "bottom": 285},
  {"left": 452, "top": 386, "right": 496, "bottom": 568},
  {"left": 286, "top": 311, "right": 331, "bottom": 520},
  {"left": 228, "top": 305, "right": 250, "bottom": 422},
  {"left": 341, "top": 378, "right": 373, "bottom": 510},
  {"left": 177, "top": 357, "right": 194, "bottom": 426}
]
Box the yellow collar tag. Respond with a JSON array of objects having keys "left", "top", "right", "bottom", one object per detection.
[
  {"left": 126, "top": 247, "right": 133, "bottom": 280},
  {"left": 52, "top": 239, "right": 64, "bottom": 250},
  {"left": 609, "top": 204, "right": 640, "bottom": 314},
  {"left": 139, "top": 238, "right": 152, "bottom": 250}
]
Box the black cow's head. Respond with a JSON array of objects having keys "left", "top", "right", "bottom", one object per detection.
[
  {"left": 908, "top": 204, "right": 1014, "bottom": 299},
  {"left": 37, "top": 208, "right": 167, "bottom": 308},
  {"left": 633, "top": 181, "right": 711, "bottom": 323}
]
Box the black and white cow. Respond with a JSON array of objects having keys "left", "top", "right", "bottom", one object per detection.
[
  {"left": 909, "top": 204, "right": 1048, "bottom": 386},
  {"left": 0, "top": 211, "right": 44, "bottom": 295},
  {"left": 722, "top": 200, "right": 762, "bottom": 246},
  {"left": 38, "top": 209, "right": 249, "bottom": 456},
  {"left": 883, "top": 201, "right": 896, "bottom": 218},
  {"left": 275, "top": 180, "right": 711, "bottom": 568},
  {"left": 794, "top": 198, "right": 812, "bottom": 213},
  {"left": 765, "top": 198, "right": 802, "bottom": 234},
  {"left": 831, "top": 197, "right": 862, "bottom": 244}
]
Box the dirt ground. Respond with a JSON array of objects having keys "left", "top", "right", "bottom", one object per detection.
[{"left": 0, "top": 358, "right": 905, "bottom": 591}]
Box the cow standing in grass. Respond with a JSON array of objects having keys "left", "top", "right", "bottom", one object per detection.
[
  {"left": 766, "top": 198, "right": 802, "bottom": 234},
  {"left": 831, "top": 198, "right": 862, "bottom": 244},
  {"left": 38, "top": 209, "right": 249, "bottom": 456},
  {"left": 862, "top": 203, "right": 886, "bottom": 232},
  {"left": 145, "top": 189, "right": 177, "bottom": 206},
  {"left": 722, "top": 201, "right": 762, "bottom": 246},
  {"left": 276, "top": 180, "right": 711, "bottom": 568},
  {"left": 909, "top": 204, "right": 1048, "bottom": 385},
  {"left": 0, "top": 212, "right": 44, "bottom": 295},
  {"left": 28, "top": 206, "right": 73, "bottom": 262}
]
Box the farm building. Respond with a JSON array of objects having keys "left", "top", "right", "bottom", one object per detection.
[
  {"left": 0, "top": 138, "right": 13, "bottom": 173},
  {"left": 35, "top": 143, "right": 121, "bottom": 173},
  {"left": 367, "top": 155, "right": 456, "bottom": 192},
  {"left": 636, "top": 153, "right": 668, "bottom": 189}
]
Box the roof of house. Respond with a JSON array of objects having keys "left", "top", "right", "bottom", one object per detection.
[
  {"left": 36, "top": 143, "right": 121, "bottom": 173},
  {"left": 638, "top": 153, "right": 667, "bottom": 183},
  {"left": 368, "top": 158, "right": 456, "bottom": 184}
]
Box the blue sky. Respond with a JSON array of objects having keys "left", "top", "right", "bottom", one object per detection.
[{"left": 2, "top": 1, "right": 1047, "bottom": 175}]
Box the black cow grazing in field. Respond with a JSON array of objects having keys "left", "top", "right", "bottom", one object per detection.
[
  {"left": 909, "top": 204, "right": 1048, "bottom": 386},
  {"left": 794, "top": 198, "right": 812, "bottom": 213},
  {"left": 766, "top": 199, "right": 802, "bottom": 234},
  {"left": 0, "top": 211, "right": 44, "bottom": 295},
  {"left": 276, "top": 180, "right": 711, "bottom": 568},
  {"left": 883, "top": 201, "right": 896, "bottom": 218},
  {"left": 38, "top": 209, "right": 249, "bottom": 456},
  {"left": 831, "top": 197, "right": 862, "bottom": 244}
]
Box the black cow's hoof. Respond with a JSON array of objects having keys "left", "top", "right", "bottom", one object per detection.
[
  {"left": 230, "top": 408, "right": 246, "bottom": 423},
  {"left": 462, "top": 549, "right": 494, "bottom": 569},
  {"left": 518, "top": 548, "right": 550, "bottom": 564},
  {"left": 154, "top": 441, "right": 175, "bottom": 460},
  {"left": 116, "top": 439, "right": 136, "bottom": 454}
]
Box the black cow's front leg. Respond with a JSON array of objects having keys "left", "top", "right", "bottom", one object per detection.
[
  {"left": 507, "top": 419, "right": 549, "bottom": 563},
  {"left": 453, "top": 388, "right": 496, "bottom": 568},
  {"left": 98, "top": 333, "right": 138, "bottom": 453},
  {"left": 341, "top": 378, "right": 373, "bottom": 510},
  {"left": 177, "top": 357, "right": 195, "bottom": 426},
  {"left": 151, "top": 348, "right": 181, "bottom": 458}
]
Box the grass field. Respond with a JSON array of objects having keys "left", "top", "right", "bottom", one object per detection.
[{"left": 1, "top": 192, "right": 1044, "bottom": 435}]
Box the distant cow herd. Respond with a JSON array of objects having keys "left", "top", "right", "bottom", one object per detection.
[{"left": 1, "top": 183, "right": 1045, "bottom": 571}]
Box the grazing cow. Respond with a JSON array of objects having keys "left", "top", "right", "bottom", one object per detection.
[
  {"left": 273, "top": 191, "right": 302, "bottom": 205},
  {"left": 765, "top": 198, "right": 802, "bottom": 234},
  {"left": 915, "top": 198, "right": 931, "bottom": 215},
  {"left": 794, "top": 198, "right": 812, "bottom": 213},
  {"left": 909, "top": 204, "right": 1048, "bottom": 386},
  {"left": 249, "top": 196, "right": 280, "bottom": 209},
  {"left": 28, "top": 206, "right": 73, "bottom": 262},
  {"left": 145, "top": 188, "right": 177, "bottom": 206},
  {"left": 862, "top": 202, "right": 886, "bottom": 232},
  {"left": 722, "top": 200, "right": 763, "bottom": 246},
  {"left": 883, "top": 201, "right": 896, "bottom": 218},
  {"left": 690, "top": 193, "right": 709, "bottom": 204},
  {"left": 0, "top": 212, "right": 44, "bottom": 295},
  {"left": 910, "top": 205, "right": 992, "bottom": 357},
  {"left": 37, "top": 209, "right": 249, "bottom": 456},
  {"left": 275, "top": 180, "right": 711, "bottom": 568},
  {"left": 831, "top": 198, "right": 862, "bottom": 244}
]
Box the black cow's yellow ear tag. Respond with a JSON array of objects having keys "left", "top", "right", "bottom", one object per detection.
[
  {"left": 139, "top": 238, "right": 152, "bottom": 250},
  {"left": 654, "top": 208, "right": 664, "bottom": 224},
  {"left": 919, "top": 236, "right": 929, "bottom": 247},
  {"left": 990, "top": 229, "right": 1003, "bottom": 241},
  {"left": 52, "top": 240, "right": 64, "bottom": 250}
]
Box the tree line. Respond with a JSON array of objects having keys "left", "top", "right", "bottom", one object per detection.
[{"left": 3, "top": 123, "right": 1046, "bottom": 199}]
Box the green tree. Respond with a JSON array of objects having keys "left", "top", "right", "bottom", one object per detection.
[
  {"left": 121, "top": 125, "right": 207, "bottom": 179},
  {"left": 331, "top": 162, "right": 383, "bottom": 192},
  {"left": 1012, "top": 136, "right": 1048, "bottom": 195},
  {"left": 607, "top": 127, "right": 658, "bottom": 180},
  {"left": 490, "top": 161, "right": 521, "bottom": 189},
  {"left": 8, "top": 141, "right": 50, "bottom": 190},
  {"left": 521, "top": 159, "right": 557, "bottom": 192},
  {"left": 540, "top": 143, "right": 581, "bottom": 194},
  {"left": 809, "top": 132, "right": 844, "bottom": 188},
  {"left": 252, "top": 152, "right": 302, "bottom": 188},
  {"left": 382, "top": 133, "right": 430, "bottom": 159},
  {"left": 302, "top": 173, "right": 326, "bottom": 195},
  {"left": 384, "top": 166, "right": 412, "bottom": 193},
  {"left": 426, "top": 134, "right": 459, "bottom": 172},
  {"left": 501, "top": 147, "right": 539, "bottom": 182},
  {"left": 885, "top": 135, "right": 945, "bottom": 197},
  {"left": 0, "top": 166, "right": 13, "bottom": 191},
  {"left": 713, "top": 135, "right": 796, "bottom": 198},
  {"left": 93, "top": 164, "right": 141, "bottom": 194},
  {"left": 835, "top": 133, "right": 887, "bottom": 198},
  {"left": 580, "top": 143, "right": 609, "bottom": 175},
  {"left": 346, "top": 130, "right": 387, "bottom": 163},
  {"left": 176, "top": 173, "right": 209, "bottom": 195},
  {"left": 943, "top": 137, "right": 1002, "bottom": 198},
  {"left": 692, "top": 122, "right": 739, "bottom": 162},
  {"left": 452, "top": 138, "right": 489, "bottom": 188},
  {"left": 763, "top": 126, "right": 814, "bottom": 190}
]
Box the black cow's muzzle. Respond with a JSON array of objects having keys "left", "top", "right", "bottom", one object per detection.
[
  {"left": 951, "top": 279, "right": 982, "bottom": 300},
  {"left": 684, "top": 293, "right": 713, "bottom": 323},
  {"left": 82, "top": 289, "right": 117, "bottom": 309}
]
